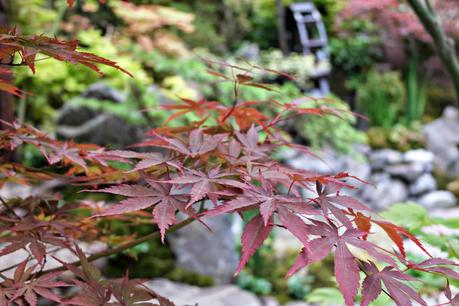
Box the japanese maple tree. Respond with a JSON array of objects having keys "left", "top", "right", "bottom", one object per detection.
[{"left": 0, "top": 1, "right": 458, "bottom": 305}]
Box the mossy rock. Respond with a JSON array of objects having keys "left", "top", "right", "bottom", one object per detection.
[
  {"left": 447, "top": 179, "right": 459, "bottom": 197},
  {"left": 367, "top": 127, "right": 390, "bottom": 149},
  {"left": 168, "top": 268, "right": 214, "bottom": 287},
  {"left": 102, "top": 224, "right": 215, "bottom": 287}
]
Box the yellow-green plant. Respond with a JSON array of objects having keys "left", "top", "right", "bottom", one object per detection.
[{"left": 357, "top": 69, "right": 405, "bottom": 128}]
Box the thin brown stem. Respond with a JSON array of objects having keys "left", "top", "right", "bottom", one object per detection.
[
  {"left": 0, "top": 196, "right": 20, "bottom": 219},
  {"left": 36, "top": 217, "right": 194, "bottom": 276},
  {"left": 220, "top": 69, "right": 240, "bottom": 124}
]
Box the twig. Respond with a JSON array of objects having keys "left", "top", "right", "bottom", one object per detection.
[
  {"left": 220, "top": 69, "right": 240, "bottom": 123},
  {"left": 0, "top": 196, "right": 20, "bottom": 219},
  {"left": 35, "top": 217, "right": 194, "bottom": 276}
]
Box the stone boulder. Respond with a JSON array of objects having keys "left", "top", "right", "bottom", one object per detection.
[
  {"left": 82, "top": 82, "right": 127, "bottom": 103},
  {"left": 57, "top": 83, "right": 145, "bottom": 147},
  {"left": 146, "top": 279, "right": 261, "bottom": 306},
  {"left": 286, "top": 148, "right": 370, "bottom": 183},
  {"left": 423, "top": 106, "right": 459, "bottom": 177},
  {"left": 57, "top": 108, "right": 145, "bottom": 147},
  {"left": 168, "top": 215, "right": 238, "bottom": 285},
  {"left": 418, "top": 190, "right": 457, "bottom": 209},
  {"left": 361, "top": 173, "right": 408, "bottom": 210},
  {"left": 409, "top": 173, "right": 437, "bottom": 195},
  {"left": 368, "top": 149, "right": 403, "bottom": 170},
  {"left": 386, "top": 162, "right": 430, "bottom": 182},
  {"left": 447, "top": 179, "right": 459, "bottom": 197},
  {"left": 403, "top": 149, "right": 434, "bottom": 167},
  {"left": 288, "top": 151, "right": 342, "bottom": 175},
  {"left": 235, "top": 42, "right": 261, "bottom": 61}
]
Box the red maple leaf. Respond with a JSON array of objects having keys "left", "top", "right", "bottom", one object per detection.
[
  {"left": 374, "top": 220, "right": 431, "bottom": 258},
  {"left": 0, "top": 28, "right": 131, "bottom": 77},
  {"left": 361, "top": 262, "right": 426, "bottom": 306},
  {"left": 148, "top": 129, "right": 227, "bottom": 159},
  {"left": 5, "top": 260, "right": 68, "bottom": 306},
  {"left": 93, "top": 180, "right": 194, "bottom": 242},
  {"left": 406, "top": 258, "right": 459, "bottom": 280},
  {"left": 162, "top": 97, "right": 218, "bottom": 122},
  {"left": 287, "top": 222, "right": 395, "bottom": 306},
  {"left": 313, "top": 182, "right": 371, "bottom": 229},
  {"left": 236, "top": 214, "right": 273, "bottom": 274},
  {"left": 164, "top": 167, "right": 244, "bottom": 207}
]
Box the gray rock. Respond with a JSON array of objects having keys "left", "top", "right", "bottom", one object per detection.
[
  {"left": 145, "top": 279, "right": 202, "bottom": 305},
  {"left": 168, "top": 215, "right": 238, "bottom": 285},
  {"left": 423, "top": 106, "right": 459, "bottom": 177},
  {"left": 409, "top": 173, "right": 437, "bottom": 195},
  {"left": 284, "top": 302, "right": 311, "bottom": 306},
  {"left": 369, "top": 149, "right": 403, "bottom": 170},
  {"left": 277, "top": 148, "right": 299, "bottom": 161},
  {"left": 287, "top": 149, "right": 366, "bottom": 177},
  {"left": 341, "top": 155, "right": 371, "bottom": 189},
  {"left": 202, "top": 286, "right": 261, "bottom": 306},
  {"left": 288, "top": 153, "right": 340, "bottom": 175},
  {"left": 272, "top": 226, "right": 302, "bottom": 256},
  {"left": 82, "top": 82, "right": 127, "bottom": 103},
  {"left": 0, "top": 182, "right": 32, "bottom": 200},
  {"left": 361, "top": 174, "right": 408, "bottom": 210},
  {"left": 235, "top": 42, "right": 261, "bottom": 61},
  {"left": 57, "top": 104, "right": 99, "bottom": 127},
  {"left": 386, "top": 162, "right": 430, "bottom": 182},
  {"left": 57, "top": 105, "right": 145, "bottom": 147},
  {"left": 146, "top": 279, "right": 261, "bottom": 306},
  {"left": 147, "top": 84, "right": 176, "bottom": 106},
  {"left": 260, "top": 296, "right": 280, "bottom": 306},
  {"left": 418, "top": 190, "right": 457, "bottom": 209},
  {"left": 403, "top": 149, "right": 434, "bottom": 166}
]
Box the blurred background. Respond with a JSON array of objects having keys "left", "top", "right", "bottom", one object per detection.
[{"left": 3, "top": 0, "right": 459, "bottom": 305}]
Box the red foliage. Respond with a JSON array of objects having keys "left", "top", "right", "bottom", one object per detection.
[
  {"left": 338, "top": 0, "right": 459, "bottom": 43},
  {"left": 0, "top": 25, "right": 130, "bottom": 98}
]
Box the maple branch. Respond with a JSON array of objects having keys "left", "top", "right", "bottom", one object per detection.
[
  {"left": 220, "top": 70, "right": 240, "bottom": 124},
  {"left": 407, "top": 0, "right": 459, "bottom": 105},
  {"left": 36, "top": 217, "right": 194, "bottom": 276},
  {"left": 0, "top": 196, "right": 20, "bottom": 219}
]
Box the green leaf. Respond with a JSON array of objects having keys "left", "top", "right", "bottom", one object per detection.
[
  {"left": 380, "top": 202, "right": 430, "bottom": 231},
  {"left": 306, "top": 288, "right": 344, "bottom": 305},
  {"left": 371, "top": 292, "right": 393, "bottom": 306}
]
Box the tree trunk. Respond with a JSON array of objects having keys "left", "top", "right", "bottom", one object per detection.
[
  {"left": 0, "top": 0, "right": 14, "bottom": 161},
  {"left": 0, "top": 0, "right": 13, "bottom": 129},
  {"left": 407, "top": 0, "right": 459, "bottom": 106},
  {"left": 276, "top": 0, "right": 288, "bottom": 55}
]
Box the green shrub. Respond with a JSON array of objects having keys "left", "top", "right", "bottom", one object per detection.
[
  {"left": 356, "top": 69, "right": 405, "bottom": 128},
  {"left": 237, "top": 271, "right": 273, "bottom": 295},
  {"left": 258, "top": 50, "right": 331, "bottom": 89},
  {"left": 295, "top": 95, "right": 367, "bottom": 154},
  {"left": 381, "top": 202, "right": 459, "bottom": 289},
  {"left": 330, "top": 19, "right": 380, "bottom": 74},
  {"left": 15, "top": 29, "right": 152, "bottom": 126}
]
